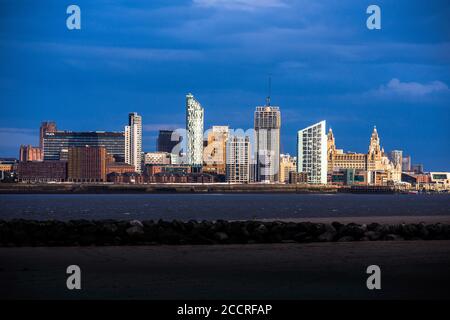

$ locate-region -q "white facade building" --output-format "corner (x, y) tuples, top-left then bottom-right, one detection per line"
(226, 135), (251, 183)
(254, 106), (281, 183)
(125, 112), (142, 173)
(186, 93), (204, 166)
(144, 152), (171, 165)
(297, 120), (327, 184)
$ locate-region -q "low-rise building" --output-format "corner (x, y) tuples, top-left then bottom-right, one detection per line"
(288, 171), (308, 184)
(106, 163), (136, 175)
(144, 152), (172, 165)
(18, 161), (67, 182)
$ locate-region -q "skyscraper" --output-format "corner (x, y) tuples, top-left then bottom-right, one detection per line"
(389, 150), (403, 167)
(157, 130), (182, 153)
(186, 93), (204, 166)
(40, 121), (57, 149)
(203, 126), (229, 175)
(226, 135), (251, 183)
(125, 112), (142, 173)
(254, 105), (281, 183)
(297, 120), (327, 184)
(402, 155), (411, 172)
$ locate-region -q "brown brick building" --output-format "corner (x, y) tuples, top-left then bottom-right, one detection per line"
(107, 162), (136, 175)
(68, 146), (107, 182)
(18, 161), (67, 182)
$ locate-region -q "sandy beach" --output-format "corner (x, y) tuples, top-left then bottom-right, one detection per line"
(1, 240), (449, 300)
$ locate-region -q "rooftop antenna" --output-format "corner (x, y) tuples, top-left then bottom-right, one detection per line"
(266, 74), (272, 106)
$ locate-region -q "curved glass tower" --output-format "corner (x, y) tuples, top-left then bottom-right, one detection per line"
(186, 93), (204, 166)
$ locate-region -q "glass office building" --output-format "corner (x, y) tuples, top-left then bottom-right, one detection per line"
(43, 131), (125, 161)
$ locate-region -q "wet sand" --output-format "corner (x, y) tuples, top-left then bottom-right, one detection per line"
(1, 240), (449, 300)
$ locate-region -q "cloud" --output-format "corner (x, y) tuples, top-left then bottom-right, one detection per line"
(0, 128), (38, 148)
(193, 0), (288, 11)
(375, 78), (450, 97)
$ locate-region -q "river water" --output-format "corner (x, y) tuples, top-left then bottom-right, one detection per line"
(1, 193), (449, 221)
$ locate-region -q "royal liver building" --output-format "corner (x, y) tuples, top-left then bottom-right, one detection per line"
(186, 93), (204, 166)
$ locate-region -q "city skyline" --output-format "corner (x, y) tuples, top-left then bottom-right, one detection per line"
(6, 94), (447, 173)
(0, 1), (449, 170)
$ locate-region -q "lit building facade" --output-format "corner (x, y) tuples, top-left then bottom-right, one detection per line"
(125, 112), (143, 173)
(68, 146), (107, 182)
(327, 126), (401, 185)
(203, 126), (229, 175)
(297, 120), (327, 184)
(186, 93), (204, 166)
(43, 131), (125, 162)
(40, 121), (57, 148)
(144, 152), (172, 165)
(279, 154), (296, 183)
(226, 135), (251, 183)
(254, 106), (281, 183)
(19, 145), (43, 162)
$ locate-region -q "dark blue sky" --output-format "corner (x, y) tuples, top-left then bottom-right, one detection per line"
(1, 0), (449, 170)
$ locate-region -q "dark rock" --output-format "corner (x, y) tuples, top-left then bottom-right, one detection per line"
(340, 223), (366, 239)
(126, 225), (144, 237)
(367, 222), (382, 231)
(331, 221), (344, 232)
(337, 236), (355, 242)
(364, 231), (381, 241)
(213, 232), (229, 242)
(384, 234), (404, 241)
(317, 231), (336, 242)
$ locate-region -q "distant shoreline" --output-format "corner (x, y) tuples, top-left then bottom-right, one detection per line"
(0, 183), (415, 194)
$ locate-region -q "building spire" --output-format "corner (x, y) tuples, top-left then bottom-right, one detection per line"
(266, 74), (272, 106)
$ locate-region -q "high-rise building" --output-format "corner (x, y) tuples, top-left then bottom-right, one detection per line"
(125, 112), (143, 173)
(186, 93), (204, 166)
(19, 145), (43, 162)
(254, 105), (281, 183)
(39, 121), (57, 148)
(389, 150), (403, 169)
(68, 146), (107, 182)
(226, 135), (251, 183)
(297, 120), (327, 184)
(203, 126), (229, 175)
(402, 155), (411, 172)
(279, 154), (297, 183)
(157, 130), (182, 153)
(412, 164), (424, 174)
(43, 131), (125, 161)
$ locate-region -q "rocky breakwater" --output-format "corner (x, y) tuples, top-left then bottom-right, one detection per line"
(1, 219), (449, 246)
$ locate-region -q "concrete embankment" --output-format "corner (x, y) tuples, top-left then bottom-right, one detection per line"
(1, 219), (449, 246)
(0, 183), (340, 194)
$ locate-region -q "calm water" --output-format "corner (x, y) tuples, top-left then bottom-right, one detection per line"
(0, 193), (449, 221)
